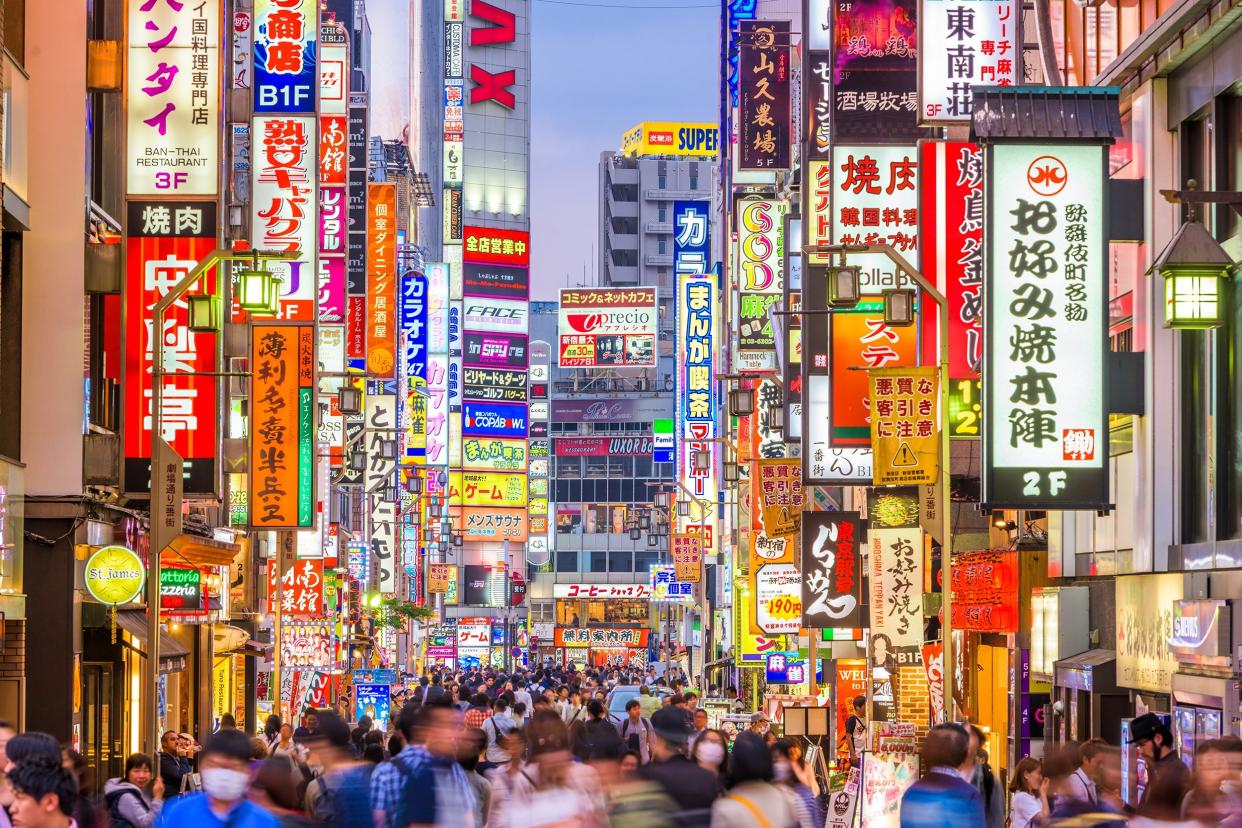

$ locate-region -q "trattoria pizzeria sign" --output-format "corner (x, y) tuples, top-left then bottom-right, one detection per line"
(983, 142), (1108, 508)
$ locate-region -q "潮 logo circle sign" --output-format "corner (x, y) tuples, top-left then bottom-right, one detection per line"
(1026, 156), (1068, 197)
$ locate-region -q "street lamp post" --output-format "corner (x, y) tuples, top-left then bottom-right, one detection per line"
(147, 247), (296, 768)
(813, 242), (954, 724)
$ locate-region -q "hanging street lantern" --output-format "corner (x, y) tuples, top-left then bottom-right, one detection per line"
(1149, 219), (1233, 329)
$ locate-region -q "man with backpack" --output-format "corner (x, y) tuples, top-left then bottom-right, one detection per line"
(480, 697), (517, 772)
(616, 699), (654, 764)
(370, 702), (477, 828)
(303, 711), (373, 827)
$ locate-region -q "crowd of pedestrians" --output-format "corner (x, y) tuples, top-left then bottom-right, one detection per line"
(0, 666), (1240, 827)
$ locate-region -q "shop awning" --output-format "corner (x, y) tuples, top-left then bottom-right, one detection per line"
(1054, 648), (1119, 694)
(161, 533), (239, 568)
(115, 609), (190, 674)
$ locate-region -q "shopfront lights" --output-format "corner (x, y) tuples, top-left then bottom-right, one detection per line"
(828, 266), (861, 308)
(1149, 207), (1235, 329)
(884, 288), (917, 327)
(187, 293), (222, 333)
(729, 387), (754, 418)
(238, 268), (277, 313)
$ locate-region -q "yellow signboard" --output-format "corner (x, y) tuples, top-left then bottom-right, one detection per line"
(84, 545), (146, 606)
(447, 471), (528, 508)
(869, 366), (940, 486)
(620, 122), (720, 158)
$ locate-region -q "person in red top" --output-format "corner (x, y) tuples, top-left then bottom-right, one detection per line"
(464, 693), (493, 729)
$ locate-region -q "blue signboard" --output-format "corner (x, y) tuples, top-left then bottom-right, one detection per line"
(354, 683), (392, 726)
(253, 0), (318, 114)
(400, 272), (429, 382)
(462, 401), (528, 438)
(765, 652), (806, 684)
(352, 669), (397, 685)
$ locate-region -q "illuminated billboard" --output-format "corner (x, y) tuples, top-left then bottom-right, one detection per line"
(557, 288), (657, 368)
(620, 122), (720, 158)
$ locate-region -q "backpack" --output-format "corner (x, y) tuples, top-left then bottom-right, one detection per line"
(105, 787), (148, 828)
(384, 751), (425, 828)
(314, 764), (375, 828)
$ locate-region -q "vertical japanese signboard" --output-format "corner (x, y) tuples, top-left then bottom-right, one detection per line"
(918, 0), (1019, 125)
(250, 324), (316, 528)
(832, 145), (920, 279)
(319, 23), (347, 325)
(124, 202), (219, 495)
(869, 366), (939, 486)
(251, 115), (317, 317)
(984, 143), (1108, 508)
(367, 183), (398, 377)
(671, 534), (702, 583)
(802, 0), (833, 248)
(738, 20), (791, 170)
(367, 390), (399, 593)
(801, 512), (863, 629)
(756, 459), (803, 538)
(833, 0), (921, 143)
(253, 0), (317, 113)
(674, 200), (716, 548)
(126, 0), (220, 196)
(869, 526), (924, 657)
(920, 140), (983, 378)
(267, 559), (325, 616)
(737, 199), (786, 372)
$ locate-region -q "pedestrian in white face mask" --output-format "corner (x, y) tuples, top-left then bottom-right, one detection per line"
(153, 729), (277, 828)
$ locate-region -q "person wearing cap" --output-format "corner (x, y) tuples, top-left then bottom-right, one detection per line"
(748, 711), (770, 737)
(302, 711), (373, 828)
(637, 706), (720, 814)
(1129, 712), (1191, 814)
(155, 729), (277, 827)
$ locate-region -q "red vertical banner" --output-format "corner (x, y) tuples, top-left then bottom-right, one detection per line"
(367, 182), (398, 377)
(920, 140), (983, 379)
(123, 201), (219, 494)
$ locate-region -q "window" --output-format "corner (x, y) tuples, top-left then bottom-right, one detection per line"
(658, 176), (667, 189)
(658, 238), (667, 254)
(6, 0), (25, 67)
(658, 206), (667, 222)
(690, 175), (699, 190)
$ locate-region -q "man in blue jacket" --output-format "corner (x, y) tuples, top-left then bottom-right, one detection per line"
(157, 730), (277, 828)
(900, 723), (986, 828)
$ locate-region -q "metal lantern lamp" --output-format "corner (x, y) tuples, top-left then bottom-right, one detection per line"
(410, 474), (424, 495)
(1149, 220), (1233, 329)
(187, 293), (222, 332)
(238, 267), (277, 313)
(729, 386), (754, 417)
(629, 526), (641, 541)
(768, 405), (786, 431)
(348, 450), (366, 472)
(724, 459), (740, 484)
(452, 532), (463, 547)
(677, 500), (690, 518)
(638, 512), (651, 530)
(693, 450), (710, 472)
(648, 534), (659, 547)
(828, 265), (861, 307)
(337, 386), (362, 415)
(884, 288), (917, 327)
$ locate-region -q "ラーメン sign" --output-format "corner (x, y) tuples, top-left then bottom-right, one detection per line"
(557, 288), (658, 368)
(84, 546), (146, 606)
(984, 142), (1109, 508)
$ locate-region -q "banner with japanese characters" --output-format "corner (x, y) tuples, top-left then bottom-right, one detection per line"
(267, 559), (325, 616)
(801, 512), (864, 629)
(450, 506), (529, 542)
(832, 145), (921, 283)
(754, 563), (803, 635)
(984, 143), (1108, 508)
(554, 628), (651, 648)
(254, 0), (317, 114)
(672, 533), (703, 583)
(833, 0), (922, 143)
(756, 459), (803, 538)
(249, 324), (315, 529)
(251, 115), (317, 317)
(918, 0), (1019, 125)
(123, 202), (219, 495)
(950, 548), (1019, 632)
(868, 526), (924, 655)
(869, 366), (940, 486)
(738, 20), (791, 170)
(126, 0), (220, 196)
(736, 198), (787, 372)
(920, 140), (983, 378)
(674, 199), (717, 550)
(831, 304), (920, 446)
(367, 183), (398, 377)
(365, 390), (399, 593)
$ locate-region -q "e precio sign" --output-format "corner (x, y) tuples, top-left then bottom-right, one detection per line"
(557, 287), (658, 368)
